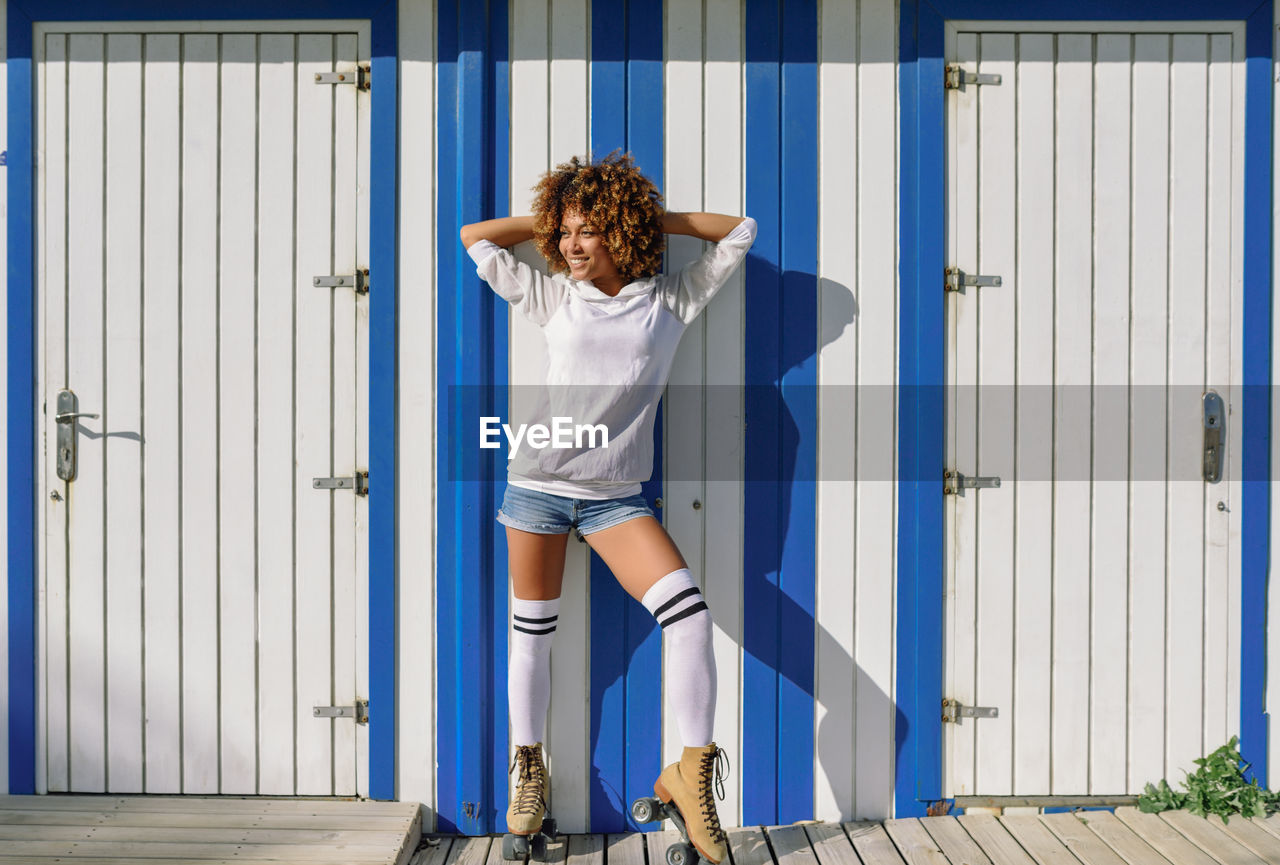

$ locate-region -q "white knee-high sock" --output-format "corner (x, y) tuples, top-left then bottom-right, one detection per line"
(509, 597), (560, 747)
(642, 568), (716, 748)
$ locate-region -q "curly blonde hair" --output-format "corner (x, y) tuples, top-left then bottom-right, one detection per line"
(531, 151), (665, 280)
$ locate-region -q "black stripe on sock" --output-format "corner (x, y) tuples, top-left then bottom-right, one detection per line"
(653, 587), (701, 619)
(514, 614), (559, 625)
(659, 602), (709, 630)
(514, 624), (558, 636)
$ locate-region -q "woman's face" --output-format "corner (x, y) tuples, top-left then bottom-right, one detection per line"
(558, 210), (621, 287)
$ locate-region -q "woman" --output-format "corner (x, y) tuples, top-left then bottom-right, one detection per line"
(460, 152), (754, 864)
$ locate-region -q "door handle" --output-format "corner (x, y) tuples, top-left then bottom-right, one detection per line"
(55, 389), (97, 481)
(1203, 391), (1224, 484)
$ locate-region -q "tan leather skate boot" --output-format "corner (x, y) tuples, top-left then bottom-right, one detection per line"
(654, 744), (729, 864)
(507, 743), (549, 835)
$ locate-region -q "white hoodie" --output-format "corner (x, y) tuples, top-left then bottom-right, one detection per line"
(468, 217), (756, 499)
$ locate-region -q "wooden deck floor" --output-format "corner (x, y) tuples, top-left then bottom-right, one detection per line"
(413, 808), (1280, 865)
(0, 794), (422, 864)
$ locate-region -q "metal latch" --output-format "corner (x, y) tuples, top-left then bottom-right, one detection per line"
(314, 699), (369, 724)
(944, 471), (1001, 495)
(314, 269), (369, 294)
(1203, 391), (1224, 484)
(942, 699), (998, 724)
(945, 65), (1002, 90)
(313, 471), (369, 496)
(314, 66), (370, 90)
(945, 267), (1002, 293)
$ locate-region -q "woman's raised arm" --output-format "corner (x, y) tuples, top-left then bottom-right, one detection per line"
(661, 212), (746, 243)
(459, 215), (536, 250)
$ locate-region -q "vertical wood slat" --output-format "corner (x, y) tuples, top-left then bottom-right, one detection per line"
(662, 0), (706, 780)
(1089, 31), (1133, 796)
(853, 0), (898, 820)
(66, 32), (107, 794)
(701, 0), (745, 830)
(41, 31), (70, 795)
(816, 0), (858, 823)
(294, 32), (336, 796)
(396, 0), (438, 810)
(255, 32), (298, 797)
(141, 32), (183, 796)
(974, 32), (1015, 797)
(1127, 32), (1172, 792)
(104, 31), (145, 794)
(545, 0), (591, 833)
(946, 28), (979, 799)
(1166, 32), (1210, 770)
(217, 31), (260, 796)
(331, 30), (361, 799)
(1012, 32), (1054, 797)
(1049, 32), (1093, 796)
(179, 32), (221, 795)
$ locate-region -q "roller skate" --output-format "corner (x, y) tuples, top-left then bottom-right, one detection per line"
(501, 743), (557, 861)
(631, 744), (729, 865)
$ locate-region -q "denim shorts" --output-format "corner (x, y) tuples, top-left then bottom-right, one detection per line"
(497, 484), (655, 536)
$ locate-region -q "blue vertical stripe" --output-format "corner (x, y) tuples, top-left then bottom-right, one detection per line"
(743, 0), (817, 826)
(6, 4), (35, 796)
(1239, 0), (1272, 786)
(5, 0), (400, 800)
(435, 0), (508, 834)
(588, 0), (664, 833)
(899, 0), (1273, 814)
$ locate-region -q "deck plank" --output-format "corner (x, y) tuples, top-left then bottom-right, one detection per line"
(0, 808), (414, 830)
(803, 822), (860, 865)
(1074, 810), (1172, 865)
(766, 825), (819, 865)
(956, 814), (1035, 865)
(646, 827), (686, 865)
(0, 839), (400, 860)
(0, 823), (409, 844)
(1040, 812), (1129, 865)
(1260, 816), (1280, 843)
(0, 795), (416, 815)
(922, 815), (992, 864)
(1113, 808), (1219, 865)
(608, 833), (648, 865)
(568, 833), (606, 865)
(1000, 814), (1092, 865)
(882, 818), (951, 865)
(728, 827), (773, 865)
(1159, 811), (1268, 865)
(843, 822), (908, 865)
(445, 835), (496, 865)
(410, 837), (457, 865)
(1207, 815), (1280, 865)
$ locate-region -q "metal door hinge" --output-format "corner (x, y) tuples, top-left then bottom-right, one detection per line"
(313, 471), (369, 496)
(314, 699), (369, 724)
(942, 699), (998, 724)
(314, 269), (369, 294)
(945, 267), (1002, 293)
(315, 65), (370, 90)
(945, 65), (1002, 90)
(944, 470), (1001, 495)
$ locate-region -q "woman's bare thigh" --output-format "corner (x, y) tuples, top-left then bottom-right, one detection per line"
(584, 516), (687, 601)
(506, 527), (569, 600)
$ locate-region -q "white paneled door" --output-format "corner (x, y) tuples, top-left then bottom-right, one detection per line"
(944, 24), (1244, 797)
(38, 26), (370, 795)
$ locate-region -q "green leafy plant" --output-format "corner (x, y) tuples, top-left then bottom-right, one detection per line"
(1138, 736), (1280, 822)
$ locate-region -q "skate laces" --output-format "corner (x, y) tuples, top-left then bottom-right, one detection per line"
(697, 746), (730, 842)
(510, 745), (546, 816)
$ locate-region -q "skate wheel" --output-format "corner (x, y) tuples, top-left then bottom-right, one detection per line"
(530, 832), (548, 861)
(666, 841), (697, 865)
(501, 834), (524, 860)
(630, 797), (660, 824)
(542, 817), (558, 837)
